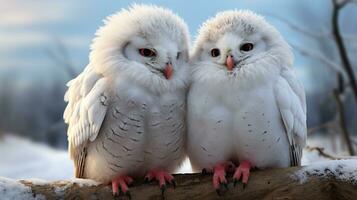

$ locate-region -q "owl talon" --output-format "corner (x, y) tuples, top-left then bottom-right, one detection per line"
(160, 184), (166, 196)
(111, 175), (133, 196)
(233, 160), (252, 187)
(145, 169), (175, 194)
(212, 163), (228, 191)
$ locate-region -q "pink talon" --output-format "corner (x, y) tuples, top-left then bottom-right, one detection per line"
(213, 163), (227, 190)
(212, 162), (234, 193)
(111, 175), (133, 196)
(233, 160), (252, 188)
(145, 169), (175, 191)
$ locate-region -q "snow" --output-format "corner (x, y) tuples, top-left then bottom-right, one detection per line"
(0, 176), (99, 199)
(0, 134), (192, 181)
(301, 134), (357, 165)
(50, 179), (99, 196)
(307, 134), (353, 156)
(293, 159), (357, 184)
(68, 178), (100, 187)
(0, 135), (73, 180)
(0, 177), (45, 200)
(301, 149), (329, 165)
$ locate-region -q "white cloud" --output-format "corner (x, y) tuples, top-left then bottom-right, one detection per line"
(0, 31), (90, 51)
(61, 35), (91, 49)
(0, 56), (50, 68)
(0, 31), (51, 48)
(0, 0), (72, 27)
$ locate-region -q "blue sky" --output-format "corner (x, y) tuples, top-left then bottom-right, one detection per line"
(1, 0), (357, 133)
(0, 0), (356, 92)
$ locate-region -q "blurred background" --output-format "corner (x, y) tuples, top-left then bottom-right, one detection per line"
(0, 0), (356, 180)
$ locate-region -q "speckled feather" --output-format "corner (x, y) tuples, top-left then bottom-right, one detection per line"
(187, 10), (306, 171)
(63, 4), (190, 182)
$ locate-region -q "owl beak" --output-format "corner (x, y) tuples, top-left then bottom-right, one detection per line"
(164, 62), (173, 79)
(226, 55), (234, 71)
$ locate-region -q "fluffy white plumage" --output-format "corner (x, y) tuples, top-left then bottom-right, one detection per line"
(187, 10), (306, 188)
(63, 4), (190, 194)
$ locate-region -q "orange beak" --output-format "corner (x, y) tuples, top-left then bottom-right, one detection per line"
(164, 62), (173, 80)
(226, 55), (234, 71)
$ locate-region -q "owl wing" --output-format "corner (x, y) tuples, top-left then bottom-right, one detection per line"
(64, 66), (109, 177)
(274, 69), (307, 166)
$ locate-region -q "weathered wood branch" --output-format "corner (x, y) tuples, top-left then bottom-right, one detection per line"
(8, 163), (357, 200)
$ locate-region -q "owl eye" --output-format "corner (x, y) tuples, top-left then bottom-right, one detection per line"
(210, 48), (220, 57)
(240, 43), (254, 52)
(139, 48), (156, 57)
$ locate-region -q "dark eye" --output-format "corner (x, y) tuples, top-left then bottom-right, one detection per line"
(210, 48), (220, 57)
(240, 43), (254, 52)
(139, 48), (156, 57)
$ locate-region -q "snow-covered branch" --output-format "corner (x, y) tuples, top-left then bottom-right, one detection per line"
(1, 160), (356, 200)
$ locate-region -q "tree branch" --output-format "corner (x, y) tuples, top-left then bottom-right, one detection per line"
(306, 146), (357, 160)
(333, 88), (355, 155)
(332, 0), (357, 103)
(2, 162), (356, 200)
(306, 146), (339, 160)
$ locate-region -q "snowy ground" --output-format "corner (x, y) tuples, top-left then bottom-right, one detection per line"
(0, 134), (355, 181)
(0, 134), (192, 180)
(0, 135), (73, 180)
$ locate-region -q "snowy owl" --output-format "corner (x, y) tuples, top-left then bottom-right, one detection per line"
(63, 5), (190, 196)
(187, 10), (306, 192)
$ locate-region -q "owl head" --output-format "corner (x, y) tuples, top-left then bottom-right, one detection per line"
(89, 4), (190, 93)
(191, 10), (293, 85)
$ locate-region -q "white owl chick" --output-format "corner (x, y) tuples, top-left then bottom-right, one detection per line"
(63, 5), (190, 196)
(187, 10), (306, 192)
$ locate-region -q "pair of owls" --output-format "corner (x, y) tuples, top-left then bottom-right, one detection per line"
(64, 4), (306, 196)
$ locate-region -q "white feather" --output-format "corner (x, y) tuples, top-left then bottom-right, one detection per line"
(274, 73), (307, 146)
(63, 4), (190, 183)
(188, 10), (307, 171)
(64, 67), (107, 147)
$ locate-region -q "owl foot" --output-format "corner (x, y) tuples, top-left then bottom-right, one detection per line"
(213, 162), (233, 195)
(233, 160), (252, 188)
(112, 175), (133, 198)
(145, 169), (175, 195)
